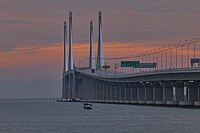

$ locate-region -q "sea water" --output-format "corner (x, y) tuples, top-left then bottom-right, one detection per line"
(0, 100), (199, 133)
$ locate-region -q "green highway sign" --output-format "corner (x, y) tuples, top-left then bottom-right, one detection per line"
(121, 61), (140, 67)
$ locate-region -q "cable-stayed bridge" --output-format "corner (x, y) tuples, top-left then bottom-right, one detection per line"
(61, 11), (200, 107)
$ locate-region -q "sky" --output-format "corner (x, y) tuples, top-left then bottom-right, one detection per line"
(1, 0), (200, 98)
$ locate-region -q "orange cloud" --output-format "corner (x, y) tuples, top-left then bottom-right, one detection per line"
(1, 40), (199, 68)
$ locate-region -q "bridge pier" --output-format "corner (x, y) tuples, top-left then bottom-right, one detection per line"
(88, 79), (92, 101)
(100, 81), (104, 102)
(135, 82), (146, 104)
(85, 78), (88, 101)
(151, 82), (166, 105)
(90, 79), (95, 102)
(109, 83), (114, 103)
(113, 83), (117, 103)
(119, 84), (125, 103)
(105, 82), (110, 102)
(111, 83), (115, 103)
(92, 80), (96, 102)
(103, 82), (107, 102)
(160, 81), (173, 102)
(99, 81), (102, 102)
(115, 83), (121, 103)
(143, 82), (154, 105)
(124, 84), (131, 103)
(184, 81), (200, 106)
(96, 81), (101, 102)
(130, 83), (138, 104)
(62, 75), (69, 99)
(86, 78), (90, 101)
(171, 81), (187, 106)
(94, 80), (98, 102)
(105, 82), (110, 103)
(94, 80), (97, 102)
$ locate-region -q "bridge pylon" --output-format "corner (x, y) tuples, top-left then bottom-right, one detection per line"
(96, 11), (105, 70)
(89, 21), (95, 72)
(68, 11), (74, 71)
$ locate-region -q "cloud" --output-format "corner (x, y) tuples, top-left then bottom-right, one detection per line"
(0, 19), (31, 25)
(1, 0), (200, 53)
(0, 40), (171, 68)
(132, 0), (200, 14)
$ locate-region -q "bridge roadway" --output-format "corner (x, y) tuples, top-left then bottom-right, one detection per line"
(63, 67), (200, 107)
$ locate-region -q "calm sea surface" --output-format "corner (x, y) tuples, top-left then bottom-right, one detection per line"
(0, 100), (200, 133)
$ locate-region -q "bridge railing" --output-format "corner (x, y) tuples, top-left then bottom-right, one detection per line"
(77, 38), (200, 76)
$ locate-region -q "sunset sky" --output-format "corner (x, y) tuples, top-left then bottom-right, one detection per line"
(1, 0), (200, 98)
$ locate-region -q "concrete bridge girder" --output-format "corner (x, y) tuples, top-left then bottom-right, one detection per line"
(75, 68), (200, 83)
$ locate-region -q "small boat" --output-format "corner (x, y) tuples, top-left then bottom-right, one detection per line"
(56, 98), (62, 102)
(56, 98), (68, 102)
(83, 103), (92, 110)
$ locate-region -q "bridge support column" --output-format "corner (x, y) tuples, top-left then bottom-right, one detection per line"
(130, 83), (137, 104)
(99, 81), (102, 102)
(82, 78), (85, 101)
(151, 82), (166, 105)
(86, 78), (90, 101)
(93, 80), (96, 102)
(115, 83), (121, 103)
(160, 81), (174, 105)
(94, 80), (98, 102)
(105, 82), (110, 103)
(125, 84), (131, 103)
(184, 81), (199, 106)
(98, 81), (102, 102)
(75, 77), (80, 100)
(109, 82), (113, 103)
(95, 80), (99, 102)
(111, 83), (115, 103)
(109, 83), (114, 103)
(84, 78), (88, 101)
(113, 83), (117, 103)
(135, 82), (146, 104)
(111, 83), (115, 102)
(103, 82), (106, 102)
(195, 85), (200, 106)
(160, 81), (173, 101)
(100, 81), (104, 102)
(143, 82), (154, 105)
(107, 82), (110, 102)
(88, 79), (91, 101)
(108, 83), (113, 102)
(90, 79), (94, 102)
(171, 81), (184, 106)
(119, 84), (125, 103)
(102, 82), (107, 103)
(62, 75), (69, 99)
